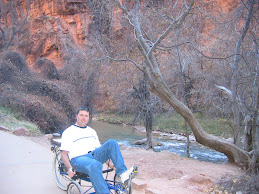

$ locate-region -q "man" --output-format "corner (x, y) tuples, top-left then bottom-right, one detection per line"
(60, 107), (138, 194)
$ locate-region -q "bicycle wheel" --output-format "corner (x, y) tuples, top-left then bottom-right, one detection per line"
(53, 149), (71, 190)
(67, 181), (83, 194)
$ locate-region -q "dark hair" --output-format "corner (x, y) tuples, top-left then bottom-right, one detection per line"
(76, 107), (89, 114)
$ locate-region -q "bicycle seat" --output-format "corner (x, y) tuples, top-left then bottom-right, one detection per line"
(53, 133), (61, 138)
(72, 168), (114, 180)
(51, 138), (61, 146)
(51, 133), (62, 146)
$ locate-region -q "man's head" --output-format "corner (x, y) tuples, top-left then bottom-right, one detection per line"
(76, 107), (90, 127)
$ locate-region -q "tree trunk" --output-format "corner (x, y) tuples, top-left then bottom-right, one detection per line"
(177, 46), (190, 157)
(84, 71), (96, 123)
(143, 75), (154, 150)
(248, 87), (259, 173)
(243, 119), (253, 151)
(146, 107), (154, 149)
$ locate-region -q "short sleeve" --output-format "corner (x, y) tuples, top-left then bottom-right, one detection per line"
(60, 128), (72, 152)
(94, 130), (101, 148)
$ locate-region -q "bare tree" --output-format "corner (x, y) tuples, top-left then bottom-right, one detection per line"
(215, 0), (258, 170)
(112, 0), (252, 165)
(131, 74), (155, 150)
(177, 45), (190, 157)
(0, 0), (30, 50)
(248, 87), (259, 173)
(230, 0), (256, 147)
(84, 70), (98, 123)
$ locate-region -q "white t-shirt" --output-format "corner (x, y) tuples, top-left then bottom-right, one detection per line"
(60, 124), (101, 159)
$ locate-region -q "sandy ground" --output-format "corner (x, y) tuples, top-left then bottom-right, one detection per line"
(25, 135), (244, 194)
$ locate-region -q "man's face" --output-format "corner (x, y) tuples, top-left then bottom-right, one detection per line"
(76, 110), (90, 127)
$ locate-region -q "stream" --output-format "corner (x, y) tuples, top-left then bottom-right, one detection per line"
(90, 121), (228, 164)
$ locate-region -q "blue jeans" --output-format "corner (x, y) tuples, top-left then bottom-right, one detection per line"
(71, 139), (127, 194)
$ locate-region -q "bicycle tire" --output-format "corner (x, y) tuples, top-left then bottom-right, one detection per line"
(53, 149), (71, 190)
(67, 181), (83, 194)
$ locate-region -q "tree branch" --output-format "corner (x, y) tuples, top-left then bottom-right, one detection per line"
(157, 41), (250, 66)
(146, 0), (194, 57)
(105, 55), (144, 72)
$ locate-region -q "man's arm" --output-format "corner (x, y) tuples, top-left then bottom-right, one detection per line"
(61, 150), (75, 178)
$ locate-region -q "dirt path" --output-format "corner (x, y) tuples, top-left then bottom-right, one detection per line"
(24, 134), (244, 194)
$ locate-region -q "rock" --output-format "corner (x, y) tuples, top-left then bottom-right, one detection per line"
(133, 138), (163, 146)
(132, 179), (147, 191)
(0, 126), (9, 131)
(145, 188), (160, 194)
(152, 131), (160, 135)
(132, 126), (146, 133)
(168, 170), (184, 180)
(180, 174), (215, 188)
(134, 138), (147, 145)
(13, 127), (30, 136)
(225, 137), (234, 143)
(169, 134), (196, 142)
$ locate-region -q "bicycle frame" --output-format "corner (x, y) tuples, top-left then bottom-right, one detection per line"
(72, 176), (118, 194)
(61, 165), (121, 194)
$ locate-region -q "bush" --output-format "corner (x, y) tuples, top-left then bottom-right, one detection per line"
(3, 51), (30, 75)
(0, 60), (14, 82)
(33, 58), (60, 80)
(0, 51), (76, 133)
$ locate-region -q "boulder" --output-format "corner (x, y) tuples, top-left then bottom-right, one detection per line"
(180, 174), (215, 190)
(13, 127), (30, 136)
(132, 179), (147, 191)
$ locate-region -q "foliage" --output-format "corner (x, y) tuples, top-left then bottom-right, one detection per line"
(216, 174), (259, 194)
(97, 113), (135, 125)
(0, 105), (41, 136)
(97, 113), (234, 138)
(33, 58), (60, 80)
(0, 51), (76, 133)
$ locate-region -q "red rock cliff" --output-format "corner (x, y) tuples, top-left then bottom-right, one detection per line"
(1, 0), (238, 69)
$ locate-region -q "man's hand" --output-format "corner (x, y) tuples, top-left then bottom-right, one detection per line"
(68, 167), (76, 178)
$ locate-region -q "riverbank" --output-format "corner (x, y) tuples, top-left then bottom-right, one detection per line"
(95, 116), (234, 144)
(23, 134), (245, 194)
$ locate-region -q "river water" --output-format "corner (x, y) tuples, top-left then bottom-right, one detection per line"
(90, 121), (228, 164)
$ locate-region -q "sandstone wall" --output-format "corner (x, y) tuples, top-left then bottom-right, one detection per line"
(1, 0), (238, 69)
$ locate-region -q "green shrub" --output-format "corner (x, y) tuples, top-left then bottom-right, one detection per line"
(97, 112), (234, 138)
(0, 105), (41, 136)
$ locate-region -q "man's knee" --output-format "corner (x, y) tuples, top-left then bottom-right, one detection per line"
(107, 139), (118, 146)
(88, 160), (102, 172)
